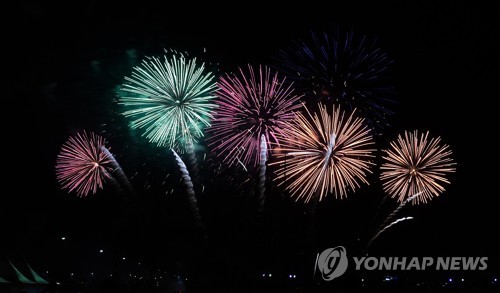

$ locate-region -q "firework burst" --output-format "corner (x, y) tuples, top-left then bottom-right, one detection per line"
(272, 103), (375, 202)
(119, 51), (216, 151)
(56, 131), (114, 197)
(380, 130), (455, 204)
(276, 27), (393, 130)
(208, 65), (302, 166)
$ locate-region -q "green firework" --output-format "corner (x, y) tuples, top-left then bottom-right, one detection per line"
(119, 52), (216, 150)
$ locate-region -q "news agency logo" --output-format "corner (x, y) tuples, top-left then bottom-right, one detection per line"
(313, 246), (348, 281)
(314, 246), (488, 281)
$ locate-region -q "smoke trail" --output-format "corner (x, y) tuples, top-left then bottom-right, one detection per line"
(306, 133), (336, 244)
(185, 140), (203, 195)
(101, 146), (134, 195)
(105, 173), (125, 195)
(257, 135), (267, 223)
(172, 149), (208, 242)
(323, 133), (336, 169)
(306, 191), (319, 242)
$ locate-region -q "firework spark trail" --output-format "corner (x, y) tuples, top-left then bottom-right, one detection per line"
(366, 217), (414, 250)
(209, 65), (302, 167)
(119, 51), (216, 151)
(380, 130), (456, 204)
(172, 149), (207, 242)
(378, 192), (420, 229)
(276, 27), (394, 130)
(237, 157), (248, 172)
(366, 192), (419, 250)
(56, 131), (113, 197)
(100, 146), (134, 196)
(272, 103), (375, 202)
(257, 135), (267, 225)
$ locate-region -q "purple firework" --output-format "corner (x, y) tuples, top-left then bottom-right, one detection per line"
(208, 65), (302, 167)
(56, 131), (113, 197)
(276, 27), (394, 130)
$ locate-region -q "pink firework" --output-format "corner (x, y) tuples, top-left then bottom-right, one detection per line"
(208, 65), (302, 166)
(56, 131), (113, 197)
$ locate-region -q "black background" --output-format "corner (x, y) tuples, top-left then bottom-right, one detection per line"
(4, 1), (499, 292)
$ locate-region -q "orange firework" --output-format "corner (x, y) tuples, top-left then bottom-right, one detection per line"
(272, 103), (375, 202)
(380, 130), (455, 204)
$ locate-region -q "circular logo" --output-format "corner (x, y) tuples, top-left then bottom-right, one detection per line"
(316, 246), (348, 281)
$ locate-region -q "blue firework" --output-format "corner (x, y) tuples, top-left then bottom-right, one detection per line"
(276, 27), (394, 130)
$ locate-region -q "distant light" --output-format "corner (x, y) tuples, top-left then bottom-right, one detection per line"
(122, 257), (126, 260)
(385, 276), (391, 281)
(138, 262), (141, 265)
(70, 273), (74, 276)
(262, 274), (265, 277)
(61, 237), (66, 240)
(110, 274), (113, 277)
(494, 278), (497, 282)
(99, 249), (104, 253)
(293, 275), (297, 278)
(269, 274), (272, 277)
(289, 274), (292, 278)
(56, 282), (61, 285)
(361, 278), (364, 282)
(91, 273), (94, 276)
(461, 278), (464, 282)
(46, 271), (49, 274)
(448, 278), (453, 282)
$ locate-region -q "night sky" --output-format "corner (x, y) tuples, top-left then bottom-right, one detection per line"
(5, 1), (500, 292)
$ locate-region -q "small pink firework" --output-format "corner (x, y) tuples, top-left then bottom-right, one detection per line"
(208, 65), (302, 167)
(56, 131), (113, 197)
(380, 130), (455, 204)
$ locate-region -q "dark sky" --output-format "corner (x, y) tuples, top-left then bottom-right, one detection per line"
(4, 0), (500, 290)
